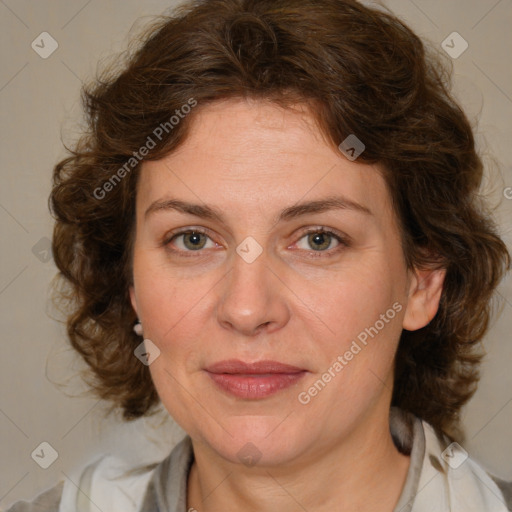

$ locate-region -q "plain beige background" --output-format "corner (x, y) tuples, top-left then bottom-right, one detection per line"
(0, 0), (511, 508)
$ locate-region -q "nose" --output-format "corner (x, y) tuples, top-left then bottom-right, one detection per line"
(216, 250), (291, 337)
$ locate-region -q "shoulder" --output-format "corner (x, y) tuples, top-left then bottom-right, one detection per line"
(390, 408), (511, 512)
(5, 437), (193, 512)
(63, 453), (157, 512)
(417, 419), (511, 511)
(73, 437), (193, 512)
(492, 476), (512, 510)
(4, 481), (64, 512)
(4, 454), (157, 512)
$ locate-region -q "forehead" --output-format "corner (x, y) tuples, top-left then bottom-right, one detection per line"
(168, 99), (330, 170)
(137, 99), (392, 222)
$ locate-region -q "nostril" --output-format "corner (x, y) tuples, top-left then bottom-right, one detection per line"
(254, 321), (270, 332)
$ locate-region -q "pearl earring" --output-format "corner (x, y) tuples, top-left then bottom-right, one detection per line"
(133, 321), (143, 336)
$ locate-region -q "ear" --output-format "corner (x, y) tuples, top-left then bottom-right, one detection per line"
(129, 286), (138, 317)
(402, 267), (446, 331)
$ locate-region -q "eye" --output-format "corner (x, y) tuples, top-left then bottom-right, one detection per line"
(165, 229), (217, 252)
(294, 228), (347, 254)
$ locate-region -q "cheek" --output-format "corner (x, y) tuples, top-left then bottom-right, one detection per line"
(303, 261), (402, 345)
(293, 258), (406, 410)
(133, 265), (214, 423)
(297, 279), (403, 421)
(132, 259), (223, 400)
(133, 249), (211, 335)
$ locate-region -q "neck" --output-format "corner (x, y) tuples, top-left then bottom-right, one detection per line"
(187, 405), (411, 512)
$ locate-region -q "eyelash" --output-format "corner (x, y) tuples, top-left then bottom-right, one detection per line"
(162, 227), (349, 258)
(294, 227), (349, 258)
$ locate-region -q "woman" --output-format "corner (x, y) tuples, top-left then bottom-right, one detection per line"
(8, 0), (511, 511)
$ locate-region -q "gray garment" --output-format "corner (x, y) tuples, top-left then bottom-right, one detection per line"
(5, 482), (64, 512)
(138, 436), (193, 512)
(6, 410), (512, 511)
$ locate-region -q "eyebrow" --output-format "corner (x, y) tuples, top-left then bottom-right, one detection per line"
(144, 195), (373, 223)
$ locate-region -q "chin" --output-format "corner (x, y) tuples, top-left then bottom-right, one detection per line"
(196, 416), (310, 468)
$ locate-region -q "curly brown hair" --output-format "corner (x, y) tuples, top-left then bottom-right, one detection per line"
(50, 0), (510, 439)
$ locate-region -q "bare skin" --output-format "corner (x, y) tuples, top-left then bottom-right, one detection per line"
(130, 99), (445, 512)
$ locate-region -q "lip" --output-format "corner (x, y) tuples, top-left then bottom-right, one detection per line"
(205, 359), (307, 399)
(205, 359), (305, 374)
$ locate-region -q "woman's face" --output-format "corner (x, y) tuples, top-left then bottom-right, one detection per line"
(130, 99), (439, 466)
